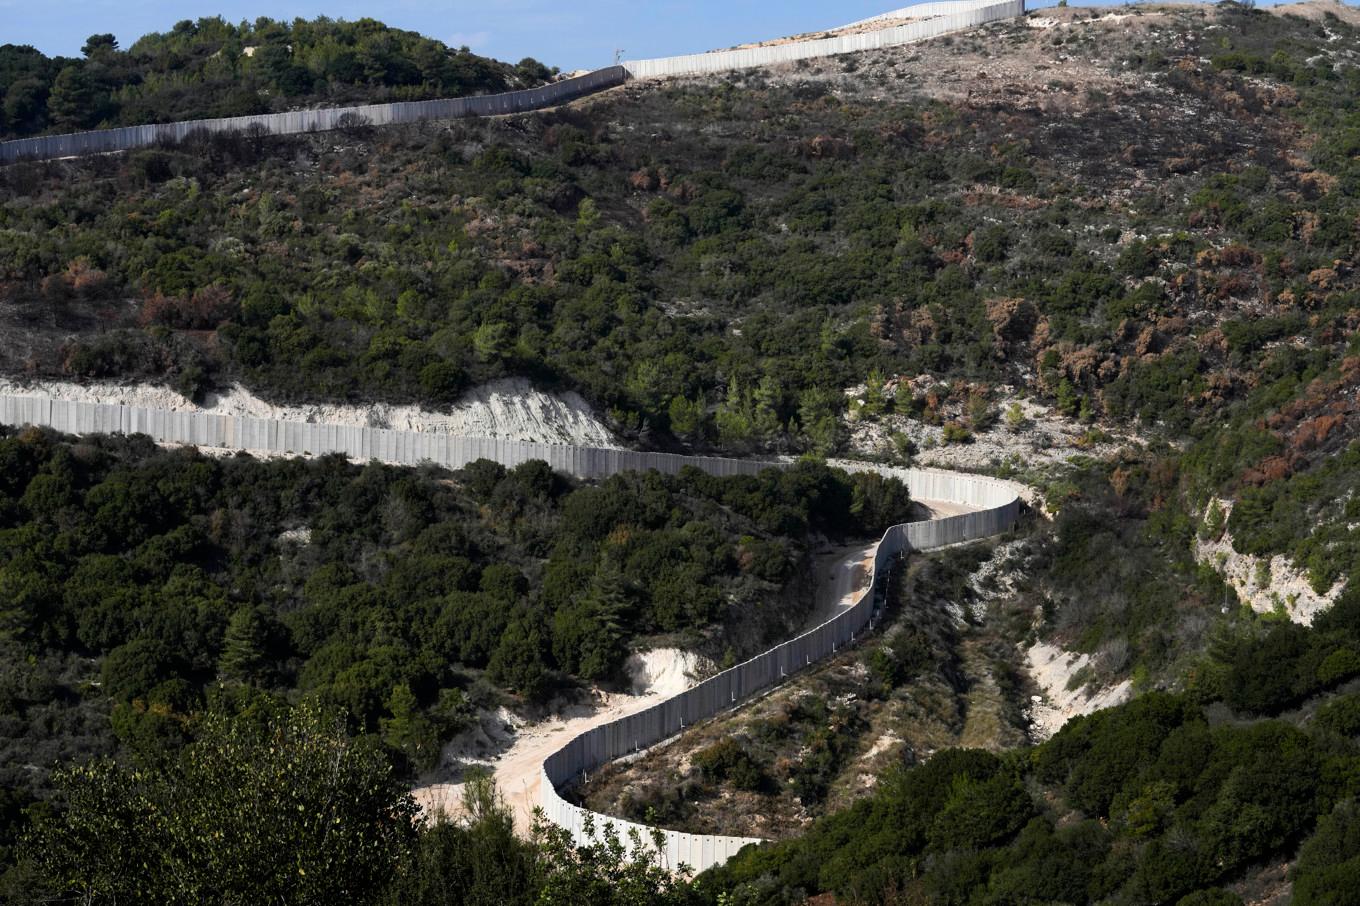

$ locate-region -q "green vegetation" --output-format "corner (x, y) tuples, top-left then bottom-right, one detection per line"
(5, 1), (1360, 900)
(693, 738), (768, 793)
(25, 699), (418, 904)
(12, 696), (701, 905)
(0, 5), (1342, 468)
(701, 687), (1360, 905)
(0, 424), (909, 881)
(0, 17), (550, 139)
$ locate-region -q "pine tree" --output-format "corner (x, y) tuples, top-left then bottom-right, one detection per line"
(47, 66), (105, 130)
(753, 375), (784, 441)
(576, 559), (631, 681)
(218, 605), (272, 685)
(715, 377), (754, 448)
(381, 683), (439, 771)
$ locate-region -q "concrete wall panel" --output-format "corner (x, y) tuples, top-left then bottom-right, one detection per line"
(623, 0), (1023, 79)
(1, 68), (628, 163)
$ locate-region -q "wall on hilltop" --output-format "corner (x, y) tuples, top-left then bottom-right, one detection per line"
(622, 0), (1024, 79)
(0, 67), (627, 164)
(844, 0), (1011, 28)
(2, 0), (1027, 164)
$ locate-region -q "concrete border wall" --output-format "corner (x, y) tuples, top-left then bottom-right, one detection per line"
(843, 0), (1004, 28)
(2, 0), (1028, 164)
(0, 391), (1025, 873)
(0, 395), (772, 478)
(622, 0), (1023, 79)
(0, 67), (627, 164)
(537, 470), (1021, 872)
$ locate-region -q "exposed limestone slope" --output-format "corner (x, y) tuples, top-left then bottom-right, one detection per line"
(1195, 498), (1346, 626)
(0, 376), (621, 448)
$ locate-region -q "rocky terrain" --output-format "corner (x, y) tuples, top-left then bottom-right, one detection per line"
(1195, 497), (1346, 624)
(0, 376), (621, 447)
(572, 540), (1036, 840)
(840, 372), (1142, 471)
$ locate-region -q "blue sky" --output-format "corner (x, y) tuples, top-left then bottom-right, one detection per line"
(0, 0), (1325, 72)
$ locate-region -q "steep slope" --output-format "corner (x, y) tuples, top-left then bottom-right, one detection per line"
(4, 0), (1357, 663)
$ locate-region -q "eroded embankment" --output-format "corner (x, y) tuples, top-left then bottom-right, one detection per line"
(0, 377), (620, 448)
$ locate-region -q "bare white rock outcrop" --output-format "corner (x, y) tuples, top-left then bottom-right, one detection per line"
(0, 377), (621, 448)
(1195, 498), (1346, 626)
(1024, 641), (1133, 741)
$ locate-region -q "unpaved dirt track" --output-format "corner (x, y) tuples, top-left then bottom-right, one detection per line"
(415, 688), (681, 834)
(806, 542), (879, 631)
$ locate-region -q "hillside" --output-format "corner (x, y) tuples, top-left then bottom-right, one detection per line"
(4, 1), (1360, 903)
(3, 0), (1357, 664)
(0, 425), (913, 880)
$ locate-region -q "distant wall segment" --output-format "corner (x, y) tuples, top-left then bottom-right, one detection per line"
(621, 0), (1024, 79)
(0, 67), (627, 164)
(0, 392), (1026, 873)
(1, 0), (1026, 164)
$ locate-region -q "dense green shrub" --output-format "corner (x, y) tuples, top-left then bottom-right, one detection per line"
(703, 693), (1337, 905)
(693, 739), (767, 792)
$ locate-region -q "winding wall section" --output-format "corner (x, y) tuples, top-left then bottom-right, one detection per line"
(0, 392), (1024, 872)
(538, 465), (1020, 871)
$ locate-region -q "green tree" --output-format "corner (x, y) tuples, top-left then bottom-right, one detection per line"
(667, 395), (706, 441)
(24, 700), (418, 905)
(218, 603), (280, 685)
(81, 34), (119, 58)
(714, 378), (755, 449)
(753, 375), (785, 440)
(47, 65), (106, 129)
(381, 682), (440, 771)
(473, 321), (514, 363)
(489, 619), (548, 700)
(1055, 378), (1080, 418)
(861, 369), (888, 418)
(572, 561), (631, 680)
(798, 387), (844, 455)
(1292, 799), (1360, 906)
(382, 772), (536, 906)
(102, 637), (180, 702)
(3, 78), (48, 133)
